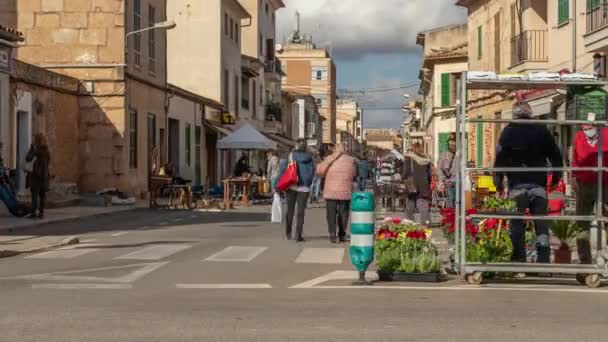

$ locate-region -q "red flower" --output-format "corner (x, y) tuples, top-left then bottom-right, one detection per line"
(405, 230), (427, 240)
(392, 217), (402, 224)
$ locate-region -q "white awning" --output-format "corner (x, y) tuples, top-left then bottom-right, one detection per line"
(217, 123), (278, 150)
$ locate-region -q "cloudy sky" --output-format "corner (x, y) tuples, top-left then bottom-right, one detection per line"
(276, 0), (467, 129)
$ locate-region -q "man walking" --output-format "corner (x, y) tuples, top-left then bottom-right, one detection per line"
(494, 102), (563, 264)
(277, 140), (314, 242)
(357, 154), (371, 192)
(317, 144), (357, 243)
(403, 143), (432, 226)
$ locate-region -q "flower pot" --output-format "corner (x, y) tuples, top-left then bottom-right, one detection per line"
(377, 270), (445, 283)
(554, 245), (572, 264)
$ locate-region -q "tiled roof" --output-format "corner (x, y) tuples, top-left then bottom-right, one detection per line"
(427, 43), (468, 59)
(0, 24), (24, 41)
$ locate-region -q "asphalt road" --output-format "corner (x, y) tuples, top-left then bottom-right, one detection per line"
(1, 207), (608, 341)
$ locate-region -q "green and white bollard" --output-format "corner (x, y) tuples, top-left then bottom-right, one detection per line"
(349, 191), (375, 286)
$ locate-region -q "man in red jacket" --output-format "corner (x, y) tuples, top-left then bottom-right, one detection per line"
(572, 123), (608, 264)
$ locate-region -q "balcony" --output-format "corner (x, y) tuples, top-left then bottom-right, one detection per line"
(265, 102), (282, 122)
(264, 58), (283, 83)
(585, 2), (608, 52)
(509, 30), (548, 72)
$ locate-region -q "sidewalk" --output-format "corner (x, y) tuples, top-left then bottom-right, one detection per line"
(0, 202), (147, 257)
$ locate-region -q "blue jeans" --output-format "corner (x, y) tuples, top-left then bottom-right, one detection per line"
(447, 183), (456, 208)
(509, 185), (550, 263)
(359, 177), (368, 192)
(310, 176), (321, 203)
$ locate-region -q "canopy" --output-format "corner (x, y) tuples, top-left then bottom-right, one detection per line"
(382, 149), (404, 161)
(217, 123), (278, 150)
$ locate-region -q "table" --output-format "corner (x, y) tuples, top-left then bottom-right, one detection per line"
(222, 178), (266, 209)
(149, 176), (172, 208)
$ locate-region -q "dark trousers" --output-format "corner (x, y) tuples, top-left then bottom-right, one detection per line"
(31, 189), (46, 215)
(509, 186), (550, 263)
(285, 190), (308, 238)
(326, 199), (350, 238)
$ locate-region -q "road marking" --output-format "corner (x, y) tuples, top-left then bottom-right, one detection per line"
(204, 246), (268, 262)
(25, 248), (99, 259)
(111, 232), (129, 237)
(115, 244), (191, 260)
(32, 284), (132, 290)
(79, 239), (98, 243)
(0, 262), (169, 283)
(295, 248), (345, 264)
(176, 283), (272, 289)
(291, 270), (377, 288)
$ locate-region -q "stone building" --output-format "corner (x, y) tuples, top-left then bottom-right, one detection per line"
(0, 25), (23, 168)
(336, 99), (360, 153)
(1, 0), (170, 197)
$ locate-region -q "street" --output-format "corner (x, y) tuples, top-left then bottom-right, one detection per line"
(1, 207), (607, 341)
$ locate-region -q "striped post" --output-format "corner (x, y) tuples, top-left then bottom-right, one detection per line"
(349, 191), (375, 285)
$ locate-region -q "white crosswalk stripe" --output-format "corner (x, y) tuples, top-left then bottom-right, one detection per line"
(204, 246), (268, 262)
(295, 248), (345, 264)
(25, 248), (99, 259)
(114, 244), (192, 260)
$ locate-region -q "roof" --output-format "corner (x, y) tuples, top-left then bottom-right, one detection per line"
(427, 42), (468, 59)
(455, 0), (471, 6)
(416, 23), (467, 46)
(269, 0), (286, 10)
(217, 123), (277, 150)
(168, 84), (223, 110)
(228, 0), (252, 19)
(0, 25), (24, 42)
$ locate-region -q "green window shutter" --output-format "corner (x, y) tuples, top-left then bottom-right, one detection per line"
(476, 121), (483, 166)
(477, 26), (482, 59)
(588, 0), (599, 9)
(558, 0), (569, 25)
(438, 133), (451, 155)
(441, 73), (451, 107)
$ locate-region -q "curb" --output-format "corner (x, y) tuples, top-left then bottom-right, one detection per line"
(0, 206), (144, 234)
(0, 236), (80, 259)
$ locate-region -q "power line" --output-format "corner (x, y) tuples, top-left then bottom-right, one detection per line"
(338, 82), (420, 94)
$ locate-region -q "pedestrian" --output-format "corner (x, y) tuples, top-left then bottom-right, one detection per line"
(266, 150), (280, 185)
(234, 153), (249, 177)
(438, 136), (457, 208)
(25, 133), (50, 219)
(571, 121), (608, 264)
(402, 143), (432, 226)
(357, 153), (371, 192)
(317, 144), (357, 243)
(277, 140), (314, 242)
(309, 154), (322, 204)
(494, 102), (563, 266)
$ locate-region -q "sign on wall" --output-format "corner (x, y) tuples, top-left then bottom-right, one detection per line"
(0, 46), (12, 73)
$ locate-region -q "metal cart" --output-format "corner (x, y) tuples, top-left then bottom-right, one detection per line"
(455, 74), (608, 288)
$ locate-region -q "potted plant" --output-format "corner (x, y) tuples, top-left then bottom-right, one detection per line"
(550, 221), (578, 264)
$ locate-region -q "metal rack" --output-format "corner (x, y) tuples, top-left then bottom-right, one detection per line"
(455, 73), (608, 288)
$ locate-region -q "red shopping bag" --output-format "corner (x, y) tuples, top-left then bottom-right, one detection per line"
(276, 154), (298, 191)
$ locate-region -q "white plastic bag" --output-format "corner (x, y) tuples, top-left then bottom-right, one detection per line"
(271, 192), (282, 223)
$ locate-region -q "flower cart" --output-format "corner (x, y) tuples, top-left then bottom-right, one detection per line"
(455, 73), (608, 288)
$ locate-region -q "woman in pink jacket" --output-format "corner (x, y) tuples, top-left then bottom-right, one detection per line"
(317, 144), (357, 243)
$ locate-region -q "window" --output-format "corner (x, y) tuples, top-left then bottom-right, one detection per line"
(234, 22), (239, 44)
(133, 0), (141, 67)
(230, 18), (234, 40)
(265, 3), (269, 14)
(259, 33), (264, 55)
(314, 94), (327, 108)
(185, 124), (192, 167)
(441, 73), (451, 107)
(195, 126), (202, 185)
(241, 76), (250, 109)
(558, 0), (569, 25)
(223, 69), (229, 108)
(259, 85), (264, 105)
(588, 0), (600, 10)
(129, 110), (138, 169)
(224, 13), (229, 35)
(148, 5), (156, 74)
(438, 133), (452, 155)
(312, 66), (328, 80)
(477, 26), (482, 60)
(234, 75), (239, 118)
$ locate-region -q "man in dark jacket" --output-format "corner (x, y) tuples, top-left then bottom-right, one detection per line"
(26, 134), (51, 219)
(277, 140), (314, 242)
(357, 154), (371, 192)
(403, 143), (432, 226)
(494, 102), (563, 264)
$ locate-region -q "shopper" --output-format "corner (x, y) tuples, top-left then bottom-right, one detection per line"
(277, 140), (314, 242)
(26, 133), (51, 219)
(494, 102), (563, 264)
(438, 136), (457, 208)
(309, 155), (322, 204)
(571, 122), (608, 264)
(402, 143), (432, 226)
(234, 153), (249, 177)
(317, 144), (357, 243)
(266, 151), (280, 185)
(357, 154), (371, 192)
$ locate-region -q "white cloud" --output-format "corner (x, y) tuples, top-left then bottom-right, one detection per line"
(277, 0), (467, 59)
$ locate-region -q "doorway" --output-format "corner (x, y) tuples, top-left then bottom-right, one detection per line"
(16, 110), (31, 193)
(205, 131), (217, 185)
(195, 126), (202, 186)
(168, 118), (180, 175)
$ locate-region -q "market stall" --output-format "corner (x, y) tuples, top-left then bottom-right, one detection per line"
(455, 72), (608, 287)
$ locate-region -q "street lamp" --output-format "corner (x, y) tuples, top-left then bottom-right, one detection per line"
(125, 20), (176, 42)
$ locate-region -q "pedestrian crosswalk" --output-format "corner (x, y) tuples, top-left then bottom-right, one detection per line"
(21, 244), (350, 266)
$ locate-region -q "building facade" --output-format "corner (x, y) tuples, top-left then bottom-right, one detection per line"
(336, 99), (359, 153)
(416, 24), (468, 163)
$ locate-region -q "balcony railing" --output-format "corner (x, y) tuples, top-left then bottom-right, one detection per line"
(587, 1), (608, 33)
(510, 30), (548, 67)
(265, 102), (282, 122)
(264, 58), (282, 75)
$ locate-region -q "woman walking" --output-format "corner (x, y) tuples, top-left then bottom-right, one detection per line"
(317, 144), (357, 243)
(403, 143), (432, 226)
(26, 133), (50, 219)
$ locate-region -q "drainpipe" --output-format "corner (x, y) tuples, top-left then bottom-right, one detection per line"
(572, 0), (577, 72)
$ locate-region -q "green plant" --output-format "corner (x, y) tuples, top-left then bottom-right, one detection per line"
(550, 221), (578, 247)
(483, 197), (517, 211)
(376, 245), (401, 272)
